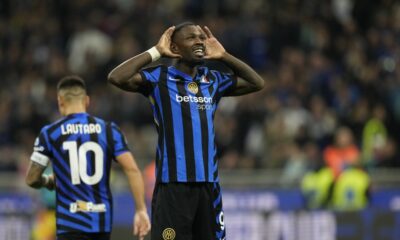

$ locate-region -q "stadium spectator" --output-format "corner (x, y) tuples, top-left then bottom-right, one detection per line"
(0, 0), (398, 179)
(331, 164), (371, 211)
(323, 126), (360, 178)
(301, 166), (334, 209)
(361, 103), (388, 167)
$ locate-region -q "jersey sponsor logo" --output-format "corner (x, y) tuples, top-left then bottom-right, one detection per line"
(61, 123), (102, 135)
(187, 82), (198, 94)
(69, 200), (106, 213)
(162, 228), (176, 240)
(175, 94), (212, 104)
(175, 94), (213, 110)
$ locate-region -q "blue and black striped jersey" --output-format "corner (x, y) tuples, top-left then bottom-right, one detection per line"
(30, 112), (129, 234)
(139, 65), (237, 183)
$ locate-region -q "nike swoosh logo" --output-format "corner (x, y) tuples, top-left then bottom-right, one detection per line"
(168, 76), (181, 81)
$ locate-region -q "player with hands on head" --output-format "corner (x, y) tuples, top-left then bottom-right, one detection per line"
(25, 75), (150, 240)
(108, 22), (264, 240)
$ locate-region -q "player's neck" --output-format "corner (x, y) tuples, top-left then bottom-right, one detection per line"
(174, 61), (199, 78)
(62, 105), (87, 116)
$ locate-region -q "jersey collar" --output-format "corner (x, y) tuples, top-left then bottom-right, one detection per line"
(168, 66), (209, 82)
(66, 112), (89, 117)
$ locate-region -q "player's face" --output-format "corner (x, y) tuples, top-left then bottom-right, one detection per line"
(173, 25), (206, 64)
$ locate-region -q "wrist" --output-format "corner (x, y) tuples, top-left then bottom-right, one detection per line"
(220, 51), (230, 61)
(146, 46), (161, 62)
(42, 175), (49, 188)
(42, 174), (54, 190)
(135, 205), (147, 212)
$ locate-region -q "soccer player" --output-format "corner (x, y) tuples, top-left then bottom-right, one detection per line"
(25, 76), (151, 240)
(108, 22), (264, 240)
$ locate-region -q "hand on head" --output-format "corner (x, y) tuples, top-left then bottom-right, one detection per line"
(156, 25), (226, 60)
(156, 26), (182, 58)
(199, 25), (226, 59)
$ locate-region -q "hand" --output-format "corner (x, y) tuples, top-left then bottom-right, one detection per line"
(47, 174), (55, 190)
(202, 26), (226, 59)
(155, 26), (182, 58)
(43, 174), (55, 191)
(133, 209), (151, 240)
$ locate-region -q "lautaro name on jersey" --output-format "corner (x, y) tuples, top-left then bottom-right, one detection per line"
(61, 123), (102, 135)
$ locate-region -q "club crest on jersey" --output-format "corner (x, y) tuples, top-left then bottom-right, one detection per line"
(186, 82), (198, 94)
(162, 228), (176, 240)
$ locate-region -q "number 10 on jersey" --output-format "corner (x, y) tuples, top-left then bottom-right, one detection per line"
(63, 141), (104, 185)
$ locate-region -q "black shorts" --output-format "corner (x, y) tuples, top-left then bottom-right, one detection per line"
(57, 232), (110, 240)
(151, 182), (225, 240)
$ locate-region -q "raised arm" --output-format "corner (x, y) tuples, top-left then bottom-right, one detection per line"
(202, 26), (264, 96)
(116, 152), (150, 240)
(108, 26), (181, 92)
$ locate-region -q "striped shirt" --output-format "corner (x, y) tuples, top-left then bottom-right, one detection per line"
(139, 65), (237, 183)
(30, 112), (129, 234)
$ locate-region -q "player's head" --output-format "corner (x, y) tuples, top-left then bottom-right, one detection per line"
(57, 75), (89, 116)
(334, 126), (354, 148)
(171, 22), (206, 65)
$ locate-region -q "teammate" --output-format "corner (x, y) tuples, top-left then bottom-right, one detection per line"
(108, 22), (264, 239)
(25, 76), (150, 240)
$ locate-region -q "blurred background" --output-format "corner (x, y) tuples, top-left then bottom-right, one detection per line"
(1, 0), (400, 239)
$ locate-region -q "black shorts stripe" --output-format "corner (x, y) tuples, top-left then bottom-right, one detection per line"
(177, 81), (196, 181)
(57, 232), (111, 240)
(158, 66), (177, 182)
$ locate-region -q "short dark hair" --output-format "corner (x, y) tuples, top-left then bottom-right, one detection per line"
(57, 75), (87, 92)
(171, 21), (196, 41)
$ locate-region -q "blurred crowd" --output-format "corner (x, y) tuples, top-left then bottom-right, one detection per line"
(1, 0), (400, 184)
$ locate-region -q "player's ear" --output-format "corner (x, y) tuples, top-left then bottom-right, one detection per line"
(85, 96), (90, 108)
(171, 42), (179, 54)
(57, 95), (63, 107)
(57, 95), (65, 115)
